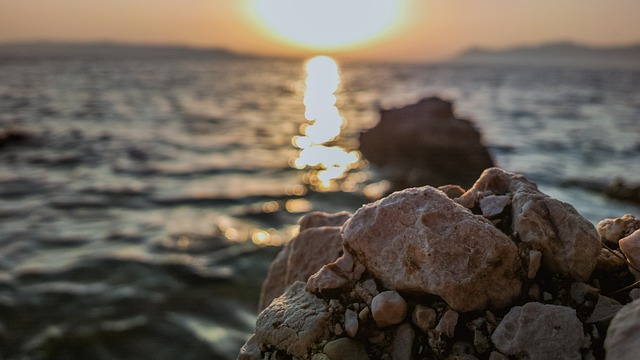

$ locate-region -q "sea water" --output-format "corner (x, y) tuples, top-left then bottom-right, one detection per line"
(0, 55), (639, 359)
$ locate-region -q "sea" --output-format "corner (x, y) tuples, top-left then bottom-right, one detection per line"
(0, 53), (639, 359)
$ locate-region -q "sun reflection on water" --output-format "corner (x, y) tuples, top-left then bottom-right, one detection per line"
(292, 56), (360, 191)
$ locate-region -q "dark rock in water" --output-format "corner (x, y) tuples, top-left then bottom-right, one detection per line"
(605, 178), (640, 204)
(0, 129), (32, 149)
(359, 97), (494, 190)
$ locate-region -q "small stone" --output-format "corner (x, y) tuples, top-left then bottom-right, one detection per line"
(412, 304), (437, 333)
(358, 306), (370, 322)
(391, 323), (415, 360)
(479, 194), (510, 218)
(323, 338), (369, 360)
(435, 309), (459, 338)
(474, 329), (490, 354)
(528, 250), (542, 279)
(605, 298), (640, 360)
(586, 295), (623, 324)
(618, 229), (640, 279)
(491, 302), (584, 360)
(334, 323), (343, 336)
(629, 288), (640, 300)
(570, 282), (599, 304)
(354, 279), (379, 305)
(543, 292), (553, 302)
(345, 309), (359, 338)
(371, 290), (408, 327)
(528, 283), (540, 301)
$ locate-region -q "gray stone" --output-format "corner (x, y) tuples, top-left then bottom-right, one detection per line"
(491, 302), (583, 360)
(570, 282), (599, 305)
(254, 281), (331, 358)
(605, 298), (640, 360)
(371, 290), (408, 328)
(412, 304), (437, 333)
(479, 195), (510, 218)
(345, 309), (359, 338)
(343, 185), (522, 312)
(457, 167), (601, 281)
(391, 323), (415, 360)
(528, 250), (542, 279)
(586, 295), (622, 324)
(323, 337), (369, 360)
(435, 309), (459, 338)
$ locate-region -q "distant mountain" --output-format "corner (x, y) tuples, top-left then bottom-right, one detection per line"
(0, 41), (251, 60)
(452, 41), (640, 68)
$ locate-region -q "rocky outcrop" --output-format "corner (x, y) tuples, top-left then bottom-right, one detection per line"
(241, 168), (637, 360)
(358, 97), (494, 190)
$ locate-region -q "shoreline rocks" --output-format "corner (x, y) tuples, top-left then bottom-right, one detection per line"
(240, 168), (640, 360)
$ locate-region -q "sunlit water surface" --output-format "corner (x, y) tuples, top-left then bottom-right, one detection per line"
(0, 55), (639, 359)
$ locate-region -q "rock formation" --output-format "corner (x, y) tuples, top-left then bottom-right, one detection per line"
(358, 97), (494, 190)
(240, 168), (640, 360)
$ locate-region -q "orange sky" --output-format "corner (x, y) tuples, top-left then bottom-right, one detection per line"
(1, 0), (639, 62)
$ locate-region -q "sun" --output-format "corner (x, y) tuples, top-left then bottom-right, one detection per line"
(249, 0), (403, 51)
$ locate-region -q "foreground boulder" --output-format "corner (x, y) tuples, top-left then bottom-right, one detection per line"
(359, 97), (494, 190)
(241, 168), (638, 359)
(342, 186), (522, 312)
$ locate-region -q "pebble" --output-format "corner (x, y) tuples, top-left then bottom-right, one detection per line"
(371, 290), (408, 327)
(585, 295), (622, 324)
(323, 338), (369, 360)
(479, 194), (510, 218)
(570, 282), (599, 304)
(411, 304), (437, 333)
(604, 298), (640, 360)
(528, 250), (542, 279)
(618, 229), (640, 278)
(358, 306), (370, 322)
(391, 323), (415, 360)
(344, 309), (359, 337)
(435, 309), (459, 338)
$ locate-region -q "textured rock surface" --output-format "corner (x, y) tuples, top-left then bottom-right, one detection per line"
(491, 302), (584, 360)
(342, 186), (522, 312)
(259, 223), (344, 310)
(597, 214), (640, 246)
(605, 298), (640, 360)
(254, 281), (331, 358)
(306, 249), (365, 297)
(299, 211), (352, 231)
(456, 167), (601, 281)
(359, 97), (493, 189)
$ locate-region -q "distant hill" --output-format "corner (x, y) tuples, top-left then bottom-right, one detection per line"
(0, 41), (251, 60)
(452, 41), (640, 68)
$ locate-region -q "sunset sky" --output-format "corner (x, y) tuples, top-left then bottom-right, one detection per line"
(1, 0), (639, 62)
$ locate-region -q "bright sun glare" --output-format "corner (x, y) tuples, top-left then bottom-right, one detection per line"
(251, 0), (401, 51)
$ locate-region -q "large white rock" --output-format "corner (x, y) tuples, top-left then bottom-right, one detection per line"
(491, 302), (584, 360)
(457, 167), (601, 281)
(342, 186), (522, 312)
